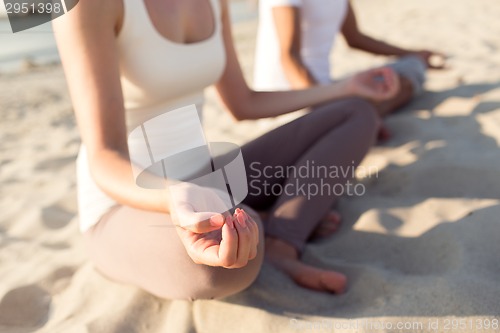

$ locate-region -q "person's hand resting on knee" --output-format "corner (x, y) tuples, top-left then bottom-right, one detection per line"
(170, 183), (260, 269)
(343, 66), (401, 102)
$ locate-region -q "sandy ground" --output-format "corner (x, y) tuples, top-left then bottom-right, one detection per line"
(1, 0), (500, 332)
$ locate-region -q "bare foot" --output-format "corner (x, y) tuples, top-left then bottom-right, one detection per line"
(265, 237), (347, 294)
(309, 211), (342, 240)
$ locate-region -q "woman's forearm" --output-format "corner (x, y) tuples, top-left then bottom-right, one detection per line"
(349, 33), (414, 57)
(341, 3), (414, 57)
(88, 148), (170, 214)
(237, 80), (353, 120)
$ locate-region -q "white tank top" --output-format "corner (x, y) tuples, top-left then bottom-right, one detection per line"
(76, 0), (226, 232)
(253, 0), (348, 91)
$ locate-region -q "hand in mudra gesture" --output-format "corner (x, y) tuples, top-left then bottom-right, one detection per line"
(170, 183), (259, 269)
(411, 50), (447, 69)
(346, 66), (401, 102)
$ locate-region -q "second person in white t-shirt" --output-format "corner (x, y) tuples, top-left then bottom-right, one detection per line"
(254, 0), (446, 115)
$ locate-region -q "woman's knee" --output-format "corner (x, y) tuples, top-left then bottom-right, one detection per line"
(175, 255), (263, 301)
(152, 235), (265, 301)
(343, 98), (381, 143)
(313, 97), (380, 129)
(348, 98), (380, 125)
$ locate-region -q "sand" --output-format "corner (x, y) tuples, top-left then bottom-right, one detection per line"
(1, 0), (500, 332)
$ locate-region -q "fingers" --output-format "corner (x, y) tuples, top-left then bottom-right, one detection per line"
(178, 205), (260, 269)
(178, 206), (227, 234)
(244, 211), (260, 260)
(216, 208), (260, 268)
(380, 67), (397, 89)
(429, 53), (448, 69)
(232, 209), (252, 268)
(382, 67), (400, 98)
(235, 209), (259, 262)
(218, 215), (238, 267)
(169, 183), (232, 233)
(368, 67), (399, 100)
(239, 209), (259, 241)
(416, 50), (448, 70)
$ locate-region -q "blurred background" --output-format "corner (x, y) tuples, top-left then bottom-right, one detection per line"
(1, 1), (500, 332)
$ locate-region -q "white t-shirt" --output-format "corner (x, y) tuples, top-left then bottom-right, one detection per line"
(253, 0), (348, 91)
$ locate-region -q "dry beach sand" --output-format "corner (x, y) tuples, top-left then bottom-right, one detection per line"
(1, 0), (500, 332)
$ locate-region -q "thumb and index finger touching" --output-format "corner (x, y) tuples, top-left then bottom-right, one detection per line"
(174, 201), (232, 234)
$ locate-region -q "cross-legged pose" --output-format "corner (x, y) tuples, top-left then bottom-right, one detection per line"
(54, 0), (398, 300)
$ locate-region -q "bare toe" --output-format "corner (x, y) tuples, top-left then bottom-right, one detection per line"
(265, 237), (347, 294)
(270, 256), (347, 294)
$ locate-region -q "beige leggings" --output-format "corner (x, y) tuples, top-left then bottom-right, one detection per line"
(83, 98), (379, 301)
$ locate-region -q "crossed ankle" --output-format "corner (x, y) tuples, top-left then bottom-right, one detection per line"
(264, 236), (299, 260)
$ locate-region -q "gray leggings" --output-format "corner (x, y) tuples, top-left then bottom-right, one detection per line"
(83, 98), (379, 300)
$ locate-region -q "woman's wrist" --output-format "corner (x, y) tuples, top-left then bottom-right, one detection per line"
(333, 77), (357, 99)
(159, 189), (171, 214)
(400, 49), (422, 57)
